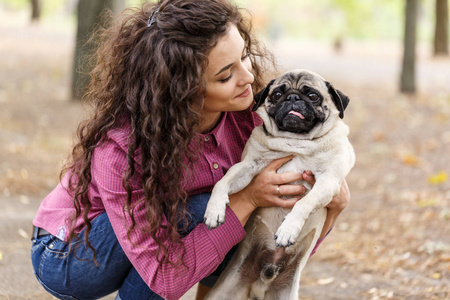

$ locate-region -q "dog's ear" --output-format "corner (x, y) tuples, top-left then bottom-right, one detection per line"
(326, 81), (349, 119)
(252, 79), (275, 112)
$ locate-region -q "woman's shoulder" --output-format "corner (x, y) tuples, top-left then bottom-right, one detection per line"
(105, 120), (132, 149)
(95, 120), (139, 168)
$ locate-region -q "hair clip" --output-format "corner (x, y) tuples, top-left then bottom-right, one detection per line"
(147, 8), (159, 27)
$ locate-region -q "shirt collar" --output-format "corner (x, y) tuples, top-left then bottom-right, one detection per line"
(201, 112), (228, 147)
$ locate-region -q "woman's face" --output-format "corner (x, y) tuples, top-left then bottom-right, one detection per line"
(200, 24), (255, 131)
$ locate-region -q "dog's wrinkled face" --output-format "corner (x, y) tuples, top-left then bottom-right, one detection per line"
(253, 69), (349, 135)
(267, 72), (327, 134)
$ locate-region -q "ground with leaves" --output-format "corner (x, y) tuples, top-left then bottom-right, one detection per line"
(0, 12), (449, 300)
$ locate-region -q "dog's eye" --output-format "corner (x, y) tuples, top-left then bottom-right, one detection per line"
(271, 91), (283, 101)
(308, 93), (319, 101)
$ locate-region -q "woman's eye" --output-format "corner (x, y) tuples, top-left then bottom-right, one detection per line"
(219, 73), (233, 83)
(272, 91), (283, 101)
(308, 93), (319, 101)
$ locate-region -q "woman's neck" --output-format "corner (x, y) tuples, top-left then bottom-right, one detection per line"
(199, 112), (222, 133)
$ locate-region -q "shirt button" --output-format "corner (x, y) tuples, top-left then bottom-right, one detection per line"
(212, 163), (219, 170)
(204, 136), (211, 142)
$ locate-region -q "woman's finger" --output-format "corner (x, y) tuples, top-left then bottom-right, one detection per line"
(265, 155), (294, 172)
(270, 196), (300, 208)
(275, 184), (306, 197)
(302, 170), (316, 185)
(273, 171), (303, 185)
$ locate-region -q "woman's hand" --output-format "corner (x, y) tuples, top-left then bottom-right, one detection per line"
(228, 155), (350, 228)
(242, 155), (310, 208)
(228, 156), (308, 225)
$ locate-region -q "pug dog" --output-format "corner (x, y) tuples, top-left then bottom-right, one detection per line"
(203, 69), (355, 300)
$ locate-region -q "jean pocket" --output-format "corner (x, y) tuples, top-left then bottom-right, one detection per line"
(42, 236), (75, 258)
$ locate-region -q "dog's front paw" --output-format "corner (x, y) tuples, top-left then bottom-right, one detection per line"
(203, 194), (229, 229)
(274, 215), (305, 247)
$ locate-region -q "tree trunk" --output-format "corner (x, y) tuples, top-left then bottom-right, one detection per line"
(71, 0), (125, 100)
(31, 0), (41, 22)
(400, 0), (418, 94)
(434, 0), (449, 56)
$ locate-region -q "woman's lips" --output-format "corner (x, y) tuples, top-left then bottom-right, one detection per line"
(236, 86), (251, 98)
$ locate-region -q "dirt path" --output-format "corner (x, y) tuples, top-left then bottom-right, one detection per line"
(1, 12), (449, 300)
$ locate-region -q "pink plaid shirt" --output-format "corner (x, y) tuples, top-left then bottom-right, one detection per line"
(33, 108), (262, 299)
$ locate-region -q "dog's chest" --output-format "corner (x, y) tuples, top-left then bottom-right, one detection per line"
(277, 155), (319, 178)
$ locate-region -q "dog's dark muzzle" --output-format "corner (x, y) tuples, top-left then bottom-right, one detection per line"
(271, 94), (319, 133)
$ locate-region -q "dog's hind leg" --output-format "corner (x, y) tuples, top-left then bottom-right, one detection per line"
(204, 272), (250, 300)
(287, 208), (327, 299)
(204, 238), (254, 300)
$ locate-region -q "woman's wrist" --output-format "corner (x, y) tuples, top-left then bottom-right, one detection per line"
(228, 191), (256, 226)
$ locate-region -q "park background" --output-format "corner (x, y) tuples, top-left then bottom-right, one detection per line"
(0, 0), (449, 299)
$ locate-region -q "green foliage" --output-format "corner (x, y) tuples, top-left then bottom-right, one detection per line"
(2, 0), (70, 17)
(2, 0), (29, 10)
(1, 0), (439, 42)
(240, 0), (435, 41)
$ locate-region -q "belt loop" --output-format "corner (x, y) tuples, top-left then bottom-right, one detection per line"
(31, 225), (39, 241)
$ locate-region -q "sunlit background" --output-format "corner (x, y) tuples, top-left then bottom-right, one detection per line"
(0, 0), (439, 40)
(0, 0), (449, 299)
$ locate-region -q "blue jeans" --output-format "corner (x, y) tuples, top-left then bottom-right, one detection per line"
(31, 193), (236, 300)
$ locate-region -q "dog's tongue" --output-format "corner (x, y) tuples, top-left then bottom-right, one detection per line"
(289, 110), (305, 119)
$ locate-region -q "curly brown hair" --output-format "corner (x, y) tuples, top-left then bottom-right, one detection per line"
(65, 0), (274, 265)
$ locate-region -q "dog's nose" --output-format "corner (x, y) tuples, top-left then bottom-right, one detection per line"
(287, 94), (300, 102)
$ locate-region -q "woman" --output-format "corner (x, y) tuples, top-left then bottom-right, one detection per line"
(31, 1), (349, 299)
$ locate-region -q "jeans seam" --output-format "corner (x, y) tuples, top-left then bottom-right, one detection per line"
(38, 242), (48, 278)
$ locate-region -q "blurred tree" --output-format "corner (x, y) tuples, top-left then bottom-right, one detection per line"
(31, 0), (40, 22)
(433, 0), (449, 56)
(72, 0), (125, 100)
(400, 0), (418, 93)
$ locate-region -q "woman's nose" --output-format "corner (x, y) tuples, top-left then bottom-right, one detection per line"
(237, 59), (254, 86)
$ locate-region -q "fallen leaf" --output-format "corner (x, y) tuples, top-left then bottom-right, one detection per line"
(439, 209), (450, 220)
(317, 277), (335, 285)
(439, 254), (450, 262)
(432, 272), (441, 279)
(0, 251), (3, 261)
(428, 171), (448, 185)
(417, 198), (437, 208)
(18, 229), (28, 239)
(19, 195), (30, 205)
(373, 131), (386, 142)
(401, 154), (419, 166)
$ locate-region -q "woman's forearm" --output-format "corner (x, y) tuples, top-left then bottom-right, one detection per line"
(319, 207), (341, 239)
(319, 179), (350, 239)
